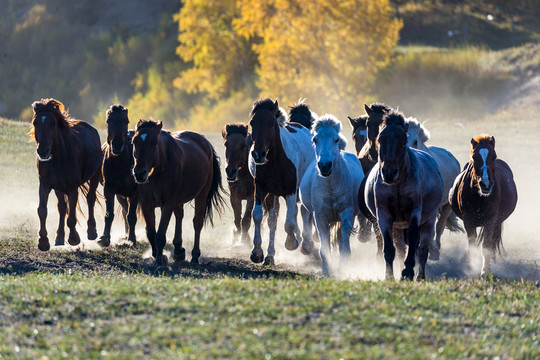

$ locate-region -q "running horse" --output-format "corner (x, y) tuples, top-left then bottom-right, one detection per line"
(449, 135), (517, 276)
(98, 104), (139, 247)
(364, 111), (443, 280)
(30, 98), (102, 251)
(249, 98), (315, 265)
(132, 119), (225, 265)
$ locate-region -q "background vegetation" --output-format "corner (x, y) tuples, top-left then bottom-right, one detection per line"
(1, 0), (539, 129)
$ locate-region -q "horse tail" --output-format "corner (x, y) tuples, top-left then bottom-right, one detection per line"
(443, 210), (464, 232)
(477, 223), (505, 257)
(204, 145), (227, 226)
(358, 176), (377, 224)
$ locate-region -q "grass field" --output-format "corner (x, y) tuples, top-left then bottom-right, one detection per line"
(1, 109), (539, 358)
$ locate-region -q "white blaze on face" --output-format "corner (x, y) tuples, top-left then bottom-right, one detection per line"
(140, 133), (147, 141)
(479, 148), (490, 186)
(359, 130), (367, 137)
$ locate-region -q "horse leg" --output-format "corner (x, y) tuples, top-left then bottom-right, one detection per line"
(462, 221), (477, 266)
(264, 195), (277, 266)
(141, 204), (157, 259)
(173, 205), (185, 262)
(310, 213), (319, 243)
(417, 217), (436, 281)
(314, 213), (332, 277)
(284, 193), (300, 251)
(155, 204), (173, 266)
(241, 195), (254, 245)
(300, 205), (314, 255)
(480, 223), (497, 276)
(86, 171), (100, 240)
(230, 195), (243, 245)
(98, 186), (116, 247)
(393, 229), (407, 269)
(374, 222), (384, 260)
(192, 192), (208, 265)
(54, 190), (66, 246)
(126, 194), (138, 245)
(37, 183), (52, 251)
(117, 195), (129, 238)
(430, 203), (452, 261)
(66, 189), (81, 246)
(401, 215), (420, 281)
(378, 212), (395, 280)
(337, 209), (354, 272)
(250, 186), (266, 264)
(357, 214), (372, 243)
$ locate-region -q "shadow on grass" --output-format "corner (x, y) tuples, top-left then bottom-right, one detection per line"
(0, 239), (312, 280)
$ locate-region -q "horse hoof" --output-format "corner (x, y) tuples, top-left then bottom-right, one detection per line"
(250, 248), (264, 263)
(68, 233), (81, 246)
(38, 240), (50, 252)
(401, 268), (415, 281)
(156, 255), (168, 266)
(284, 235), (299, 251)
(190, 257), (199, 265)
(87, 232), (98, 241)
(174, 248), (186, 262)
(300, 241), (313, 255)
(97, 237), (111, 247)
(55, 237), (65, 246)
(263, 256), (275, 266)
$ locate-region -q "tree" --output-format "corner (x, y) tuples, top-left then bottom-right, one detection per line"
(174, 0), (258, 99)
(235, 0), (402, 117)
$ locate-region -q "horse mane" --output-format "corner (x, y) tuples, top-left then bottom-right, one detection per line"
(250, 98), (288, 126)
(277, 107), (288, 127)
(289, 99), (314, 129)
(382, 110), (406, 127)
(29, 98), (80, 140)
(405, 117), (430, 142)
(312, 114), (348, 151)
(106, 104), (128, 118)
(369, 103), (392, 115)
(349, 114), (368, 130)
(470, 134), (496, 155)
(136, 118), (164, 131)
(222, 123), (249, 139)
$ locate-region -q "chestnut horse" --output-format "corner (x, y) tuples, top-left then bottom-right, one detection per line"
(30, 98), (102, 251)
(364, 111), (443, 280)
(249, 98), (315, 265)
(449, 135), (517, 276)
(98, 104), (138, 247)
(132, 119), (225, 265)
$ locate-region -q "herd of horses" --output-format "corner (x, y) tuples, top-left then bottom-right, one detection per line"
(29, 97), (518, 280)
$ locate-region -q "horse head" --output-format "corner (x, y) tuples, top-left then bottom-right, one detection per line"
(249, 98), (280, 165)
(289, 99), (316, 129)
(405, 117), (431, 150)
(377, 111), (409, 184)
(470, 135), (497, 197)
(312, 115), (347, 177)
(31, 98), (69, 162)
(222, 123), (251, 182)
(106, 104), (129, 156)
(348, 114), (368, 156)
(362, 103), (391, 162)
(132, 119), (163, 184)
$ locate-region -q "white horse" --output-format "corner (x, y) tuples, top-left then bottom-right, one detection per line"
(405, 117), (463, 259)
(300, 115), (365, 276)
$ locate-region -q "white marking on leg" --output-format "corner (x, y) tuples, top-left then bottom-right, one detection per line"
(141, 133), (147, 141)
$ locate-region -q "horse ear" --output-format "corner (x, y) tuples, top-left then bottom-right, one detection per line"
(221, 124), (228, 139)
(348, 116), (357, 128)
(470, 138), (478, 148)
(156, 121), (163, 131)
(136, 119), (145, 129)
(403, 122), (409, 134)
(274, 100), (279, 109)
(364, 104), (373, 116)
(490, 136), (495, 149)
(32, 101), (43, 113)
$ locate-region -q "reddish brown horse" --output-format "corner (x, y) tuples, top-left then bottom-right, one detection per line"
(132, 119), (225, 265)
(98, 104), (138, 247)
(449, 135), (517, 275)
(30, 98), (102, 251)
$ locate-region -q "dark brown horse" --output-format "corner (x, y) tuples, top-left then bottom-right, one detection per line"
(449, 135), (517, 275)
(348, 114), (368, 157)
(288, 100), (317, 129)
(30, 98), (102, 251)
(132, 119), (225, 265)
(98, 104), (138, 247)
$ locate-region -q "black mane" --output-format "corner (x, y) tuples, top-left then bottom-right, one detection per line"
(288, 101), (313, 129)
(224, 123), (249, 137)
(370, 103), (392, 114)
(382, 110), (406, 127)
(136, 119), (162, 131)
(107, 104), (127, 117)
(251, 98), (277, 117)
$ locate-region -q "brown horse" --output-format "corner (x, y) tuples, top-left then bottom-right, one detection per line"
(132, 119), (225, 265)
(288, 100), (317, 129)
(98, 105), (138, 247)
(30, 98), (102, 251)
(449, 135), (517, 276)
(348, 114), (368, 157)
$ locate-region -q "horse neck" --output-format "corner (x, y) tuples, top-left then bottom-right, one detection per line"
(153, 131), (170, 174)
(50, 126), (73, 160)
(267, 123), (287, 165)
(396, 147), (412, 182)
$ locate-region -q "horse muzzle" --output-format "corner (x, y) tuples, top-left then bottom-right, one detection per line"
(381, 167), (399, 184)
(317, 161), (333, 177)
(110, 140), (125, 156)
(133, 168), (149, 184)
(36, 147), (52, 162)
(251, 150), (268, 165)
(226, 167), (239, 182)
(478, 180), (494, 197)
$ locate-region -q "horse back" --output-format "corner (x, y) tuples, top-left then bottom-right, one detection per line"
(427, 145), (461, 199)
(278, 125), (314, 183)
(67, 121), (102, 182)
(494, 158), (518, 221)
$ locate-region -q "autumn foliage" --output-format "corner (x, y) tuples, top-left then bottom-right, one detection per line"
(175, 0), (402, 118)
